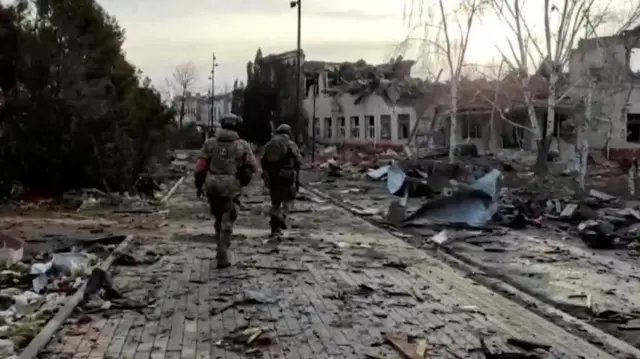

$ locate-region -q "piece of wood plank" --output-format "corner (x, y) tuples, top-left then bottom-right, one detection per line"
(384, 333), (425, 359)
(161, 176), (186, 203)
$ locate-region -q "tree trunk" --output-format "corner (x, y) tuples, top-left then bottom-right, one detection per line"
(178, 100), (186, 129)
(522, 76), (543, 155)
(576, 82), (593, 192)
(534, 137), (552, 174)
(448, 81), (458, 163)
(535, 73), (558, 175)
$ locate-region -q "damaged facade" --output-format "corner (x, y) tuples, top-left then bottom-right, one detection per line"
(299, 57), (578, 151)
(247, 43), (640, 152)
(171, 91), (232, 128)
(435, 72), (576, 152)
(302, 58), (425, 145)
(247, 49), (306, 139)
(569, 27), (640, 151)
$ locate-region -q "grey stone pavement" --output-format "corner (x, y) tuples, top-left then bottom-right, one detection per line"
(37, 178), (620, 359)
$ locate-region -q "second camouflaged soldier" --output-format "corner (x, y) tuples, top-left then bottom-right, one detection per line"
(194, 113), (257, 268)
(261, 124), (302, 236)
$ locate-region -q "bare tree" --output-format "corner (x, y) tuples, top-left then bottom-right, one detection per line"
(490, 0), (640, 177)
(168, 62), (197, 128)
(572, 11), (640, 190)
(404, 0), (488, 162)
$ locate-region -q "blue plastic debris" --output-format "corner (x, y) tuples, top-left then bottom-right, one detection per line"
(366, 165), (390, 180)
(386, 164), (406, 195)
(402, 169), (503, 227)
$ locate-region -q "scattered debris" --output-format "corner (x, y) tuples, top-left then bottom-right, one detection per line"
(384, 332), (426, 359)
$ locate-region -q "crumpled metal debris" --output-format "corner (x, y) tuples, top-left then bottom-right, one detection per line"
(402, 169), (503, 227)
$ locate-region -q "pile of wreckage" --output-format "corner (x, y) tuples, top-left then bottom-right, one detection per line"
(318, 143), (640, 250)
(0, 233), (138, 357)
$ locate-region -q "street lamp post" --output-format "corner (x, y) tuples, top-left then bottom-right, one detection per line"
(311, 83), (316, 163)
(208, 53), (218, 133)
(290, 0), (301, 144)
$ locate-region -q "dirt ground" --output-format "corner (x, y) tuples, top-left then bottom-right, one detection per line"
(303, 165), (640, 352)
(0, 150), (638, 358)
(0, 170), (622, 358)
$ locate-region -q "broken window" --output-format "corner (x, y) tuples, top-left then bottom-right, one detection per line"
(350, 116), (360, 139)
(381, 115), (392, 140)
(366, 116), (375, 139)
(397, 114), (410, 140)
(628, 113), (640, 143)
(461, 118), (481, 139)
(630, 48), (640, 73)
(313, 118), (320, 138)
(327, 71), (340, 88)
(337, 116), (346, 138)
(324, 117), (332, 139)
(305, 73), (319, 98)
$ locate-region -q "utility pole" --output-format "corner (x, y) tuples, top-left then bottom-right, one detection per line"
(208, 53), (218, 132)
(290, 0), (302, 144)
(311, 82), (316, 163)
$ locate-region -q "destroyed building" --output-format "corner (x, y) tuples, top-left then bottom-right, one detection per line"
(303, 57), (430, 146)
(301, 56), (580, 152)
(433, 70), (577, 153)
(570, 26), (640, 157)
(243, 48), (306, 142)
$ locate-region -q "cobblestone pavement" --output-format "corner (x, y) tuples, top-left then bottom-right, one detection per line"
(305, 171), (640, 349)
(38, 178), (619, 359)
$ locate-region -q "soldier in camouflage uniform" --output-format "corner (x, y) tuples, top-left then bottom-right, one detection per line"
(261, 124), (302, 236)
(195, 113), (257, 268)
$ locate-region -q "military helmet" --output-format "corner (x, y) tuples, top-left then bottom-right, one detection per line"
(220, 113), (243, 131)
(274, 123), (291, 136)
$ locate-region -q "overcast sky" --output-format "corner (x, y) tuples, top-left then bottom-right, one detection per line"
(97, 0), (419, 94)
(7, 0), (631, 95)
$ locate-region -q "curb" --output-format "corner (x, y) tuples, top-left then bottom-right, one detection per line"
(302, 185), (640, 359)
(18, 234), (136, 359)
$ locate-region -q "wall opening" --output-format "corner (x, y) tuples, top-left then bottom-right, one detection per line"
(380, 115), (392, 140)
(337, 116), (346, 138)
(350, 116), (360, 139)
(398, 114), (410, 139)
(313, 118), (320, 138)
(461, 116), (481, 139)
(323, 117), (332, 139)
(630, 48), (640, 74)
(304, 73), (319, 97)
(365, 116), (375, 139)
(627, 113), (640, 143)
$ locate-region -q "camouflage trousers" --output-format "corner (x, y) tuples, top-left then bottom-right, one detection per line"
(206, 193), (238, 263)
(268, 177), (296, 234)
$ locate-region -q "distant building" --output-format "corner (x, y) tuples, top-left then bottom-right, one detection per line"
(171, 91), (233, 128)
(570, 27), (640, 149)
(302, 58), (422, 145)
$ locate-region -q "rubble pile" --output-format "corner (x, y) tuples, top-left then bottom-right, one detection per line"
(0, 233), (126, 357)
(2, 150), (192, 215)
(311, 143), (640, 250)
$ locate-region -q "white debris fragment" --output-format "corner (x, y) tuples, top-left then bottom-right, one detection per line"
(0, 338), (15, 358)
(430, 231), (449, 245)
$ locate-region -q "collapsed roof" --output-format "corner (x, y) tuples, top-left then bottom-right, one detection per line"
(303, 57), (429, 106)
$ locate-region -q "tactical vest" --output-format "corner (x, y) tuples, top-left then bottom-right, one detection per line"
(208, 138), (238, 176)
(264, 137), (295, 170)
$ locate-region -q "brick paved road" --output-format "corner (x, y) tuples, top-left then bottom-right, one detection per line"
(38, 179), (618, 359)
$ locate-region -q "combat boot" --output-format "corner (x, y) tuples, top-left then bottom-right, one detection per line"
(269, 215), (283, 237)
(216, 231), (232, 268)
(216, 251), (231, 269)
